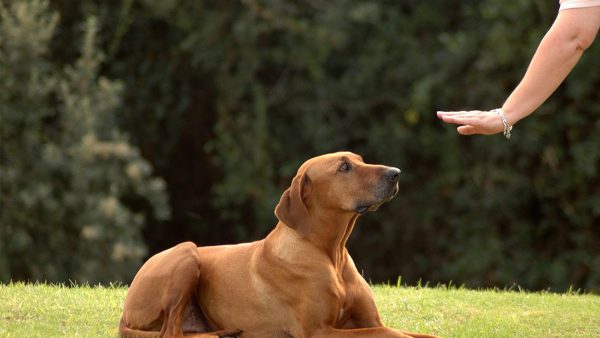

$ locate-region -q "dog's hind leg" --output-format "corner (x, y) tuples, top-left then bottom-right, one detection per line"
(159, 243), (207, 338)
(182, 296), (242, 338)
(182, 329), (243, 338)
(121, 242), (242, 338)
(160, 243), (241, 338)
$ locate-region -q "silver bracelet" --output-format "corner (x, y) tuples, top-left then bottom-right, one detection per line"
(491, 108), (512, 139)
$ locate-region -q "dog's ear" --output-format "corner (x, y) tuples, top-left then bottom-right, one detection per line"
(274, 171), (311, 236)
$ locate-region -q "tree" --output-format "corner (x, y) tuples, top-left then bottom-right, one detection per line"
(0, 0), (169, 283)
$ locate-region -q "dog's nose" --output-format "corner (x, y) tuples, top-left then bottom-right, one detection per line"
(385, 167), (401, 183)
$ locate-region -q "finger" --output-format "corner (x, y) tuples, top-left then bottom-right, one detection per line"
(441, 116), (481, 125)
(437, 110), (484, 117)
(437, 111), (460, 118)
(437, 111), (466, 118)
(457, 125), (479, 135)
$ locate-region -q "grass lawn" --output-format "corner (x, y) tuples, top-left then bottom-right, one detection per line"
(1, 282), (599, 337)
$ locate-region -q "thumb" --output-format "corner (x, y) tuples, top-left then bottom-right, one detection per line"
(457, 125), (477, 135)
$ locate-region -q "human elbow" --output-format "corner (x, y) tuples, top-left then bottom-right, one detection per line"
(575, 27), (598, 51)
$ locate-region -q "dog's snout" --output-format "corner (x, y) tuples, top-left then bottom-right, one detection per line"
(385, 168), (401, 183)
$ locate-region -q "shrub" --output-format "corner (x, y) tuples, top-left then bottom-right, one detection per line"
(0, 1), (169, 283)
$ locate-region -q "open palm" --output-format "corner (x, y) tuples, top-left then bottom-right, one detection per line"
(437, 110), (505, 136)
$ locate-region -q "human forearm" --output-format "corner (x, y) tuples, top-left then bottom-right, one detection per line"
(437, 7), (600, 137)
(502, 7), (600, 125)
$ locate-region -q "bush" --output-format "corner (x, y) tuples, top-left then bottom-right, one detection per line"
(2, 0), (598, 291)
(0, 1), (169, 283)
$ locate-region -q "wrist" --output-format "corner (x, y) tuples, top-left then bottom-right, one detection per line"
(491, 108), (513, 139)
(501, 106), (523, 126)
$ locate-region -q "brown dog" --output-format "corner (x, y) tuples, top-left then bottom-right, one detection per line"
(119, 152), (439, 338)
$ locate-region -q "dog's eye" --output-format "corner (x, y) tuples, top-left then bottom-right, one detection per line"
(339, 162), (351, 172)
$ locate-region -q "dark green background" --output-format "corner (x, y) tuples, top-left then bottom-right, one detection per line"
(1, 0), (599, 292)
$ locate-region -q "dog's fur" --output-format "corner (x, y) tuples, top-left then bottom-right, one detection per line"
(119, 152), (439, 338)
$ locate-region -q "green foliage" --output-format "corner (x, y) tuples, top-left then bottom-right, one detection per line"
(0, 1), (169, 283)
(1, 0), (598, 291)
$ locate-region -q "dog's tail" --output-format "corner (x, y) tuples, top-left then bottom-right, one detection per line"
(118, 315), (162, 338)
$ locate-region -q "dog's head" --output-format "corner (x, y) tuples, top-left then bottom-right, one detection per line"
(275, 152), (400, 234)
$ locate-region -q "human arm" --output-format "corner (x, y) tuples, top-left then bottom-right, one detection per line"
(437, 6), (600, 136)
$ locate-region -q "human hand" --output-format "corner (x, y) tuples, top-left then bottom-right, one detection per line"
(436, 110), (505, 136)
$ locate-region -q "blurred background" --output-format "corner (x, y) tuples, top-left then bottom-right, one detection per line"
(1, 0), (598, 292)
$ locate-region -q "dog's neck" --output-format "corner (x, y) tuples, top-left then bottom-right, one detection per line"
(269, 209), (359, 271)
(316, 210), (359, 271)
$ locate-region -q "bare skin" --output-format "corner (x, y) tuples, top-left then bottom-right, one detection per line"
(437, 6), (600, 136)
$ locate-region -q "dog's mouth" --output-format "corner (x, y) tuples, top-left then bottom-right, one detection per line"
(355, 183), (399, 214)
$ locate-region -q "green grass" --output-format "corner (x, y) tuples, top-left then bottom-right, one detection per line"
(0, 282), (126, 337)
(1, 282), (599, 337)
(374, 285), (600, 337)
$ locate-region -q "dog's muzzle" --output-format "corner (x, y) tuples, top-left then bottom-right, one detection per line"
(355, 167), (401, 214)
